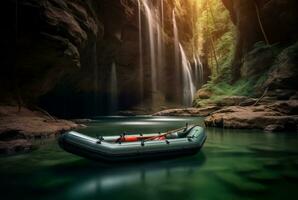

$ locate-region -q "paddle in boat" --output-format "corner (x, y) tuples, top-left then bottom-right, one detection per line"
(58, 124), (207, 162)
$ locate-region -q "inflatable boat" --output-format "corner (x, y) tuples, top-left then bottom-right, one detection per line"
(58, 124), (206, 162)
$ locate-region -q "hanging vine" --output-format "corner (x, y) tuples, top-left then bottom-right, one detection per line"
(253, 0), (270, 45)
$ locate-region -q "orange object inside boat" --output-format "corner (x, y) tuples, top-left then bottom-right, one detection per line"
(117, 135), (166, 143)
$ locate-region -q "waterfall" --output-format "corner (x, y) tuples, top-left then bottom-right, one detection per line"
(196, 55), (204, 87)
(143, 0), (157, 94)
(193, 55), (204, 88)
(136, 1), (201, 108)
(137, 0), (143, 101)
(179, 43), (196, 106)
(110, 62), (118, 113)
(158, 0), (164, 88)
(157, 13), (163, 88)
(193, 56), (198, 87)
(172, 10), (180, 69)
(173, 9), (196, 106)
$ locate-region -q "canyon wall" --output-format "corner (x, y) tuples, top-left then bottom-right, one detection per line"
(4, 0), (206, 117)
(222, 0), (298, 99)
(2, 0), (100, 105)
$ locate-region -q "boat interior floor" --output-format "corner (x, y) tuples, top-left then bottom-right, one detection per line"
(104, 127), (191, 144)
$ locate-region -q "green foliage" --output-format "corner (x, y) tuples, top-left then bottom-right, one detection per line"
(193, 72), (275, 107)
(192, 0), (254, 107)
(209, 79), (255, 97)
(193, 79), (256, 107)
(172, 0), (257, 107)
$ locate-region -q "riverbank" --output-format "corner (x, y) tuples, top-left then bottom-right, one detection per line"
(1, 98), (297, 156)
(0, 106), (81, 155)
(153, 98), (298, 132)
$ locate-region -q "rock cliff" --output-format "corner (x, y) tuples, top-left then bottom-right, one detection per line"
(222, 0), (298, 90)
(201, 0), (298, 131)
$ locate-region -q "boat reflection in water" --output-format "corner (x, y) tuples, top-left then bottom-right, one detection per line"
(58, 153), (206, 199)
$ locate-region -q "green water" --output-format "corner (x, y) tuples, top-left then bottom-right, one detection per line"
(1, 116), (298, 200)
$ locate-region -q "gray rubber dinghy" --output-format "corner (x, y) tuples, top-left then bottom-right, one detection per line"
(58, 125), (207, 162)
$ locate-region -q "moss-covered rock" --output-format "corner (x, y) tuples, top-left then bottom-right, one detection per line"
(195, 88), (213, 100)
(262, 42), (298, 91)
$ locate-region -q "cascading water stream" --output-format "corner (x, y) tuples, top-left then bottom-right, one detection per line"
(110, 62), (118, 113)
(157, 0), (165, 89)
(136, 2), (202, 108)
(198, 56), (204, 87)
(158, 0), (165, 76)
(137, 0), (143, 101)
(179, 43), (196, 106)
(192, 55), (204, 88)
(193, 56), (199, 87)
(172, 10), (180, 70)
(143, 0), (157, 95)
(195, 55), (204, 87)
(157, 12), (163, 88)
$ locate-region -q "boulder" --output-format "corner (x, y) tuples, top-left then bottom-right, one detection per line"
(0, 106), (80, 155)
(195, 88), (213, 99)
(205, 100), (298, 132)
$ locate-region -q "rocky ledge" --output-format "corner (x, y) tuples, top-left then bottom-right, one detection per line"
(153, 106), (220, 117)
(154, 96), (298, 133)
(0, 106), (80, 155)
(204, 100), (298, 132)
